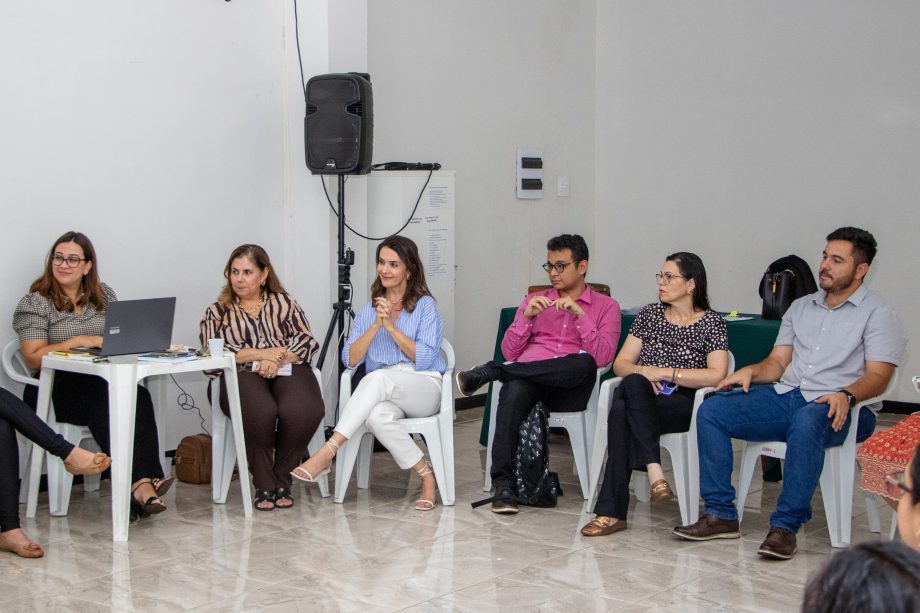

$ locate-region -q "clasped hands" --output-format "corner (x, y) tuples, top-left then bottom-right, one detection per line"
(256, 347), (289, 379)
(524, 295), (584, 319)
(373, 297), (399, 332)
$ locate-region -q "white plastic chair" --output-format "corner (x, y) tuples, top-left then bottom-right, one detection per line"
(2, 340), (101, 516)
(735, 369), (900, 548)
(334, 339), (456, 505)
(210, 365), (329, 501)
(483, 362), (612, 498)
(586, 352), (735, 525)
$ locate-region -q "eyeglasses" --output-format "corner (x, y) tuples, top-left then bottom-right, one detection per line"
(542, 261), (577, 273)
(51, 254), (87, 268)
(656, 272), (688, 285)
(885, 471), (915, 500)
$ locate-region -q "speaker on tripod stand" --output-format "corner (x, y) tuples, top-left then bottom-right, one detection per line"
(305, 73), (373, 433)
(305, 73), (373, 175)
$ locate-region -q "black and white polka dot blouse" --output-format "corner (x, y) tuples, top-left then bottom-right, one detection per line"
(631, 303), (728, 369)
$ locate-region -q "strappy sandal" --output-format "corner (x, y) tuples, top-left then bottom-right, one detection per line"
(151, 476), (174, 498)
(291, 439), (339, 483)
(274, 487), (294, 509)
(415, 460), (437, 511)
(254, 489), (276, 511)
(132, 479), (166, 515)
(649, 479), (675, 502)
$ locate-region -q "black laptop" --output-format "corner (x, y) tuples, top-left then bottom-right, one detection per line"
(77, 297), (176, 357)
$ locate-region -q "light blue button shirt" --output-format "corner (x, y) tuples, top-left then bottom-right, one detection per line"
(341, 295), (446, 374)
(774, 285), (906, 404)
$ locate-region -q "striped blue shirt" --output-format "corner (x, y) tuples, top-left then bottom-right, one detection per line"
(342, 295), (446, 374)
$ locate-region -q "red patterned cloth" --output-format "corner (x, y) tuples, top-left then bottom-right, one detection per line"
(858, 412), (920, 500)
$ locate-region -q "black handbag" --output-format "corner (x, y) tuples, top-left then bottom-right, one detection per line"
(758, 254), (818, 320)
(761, 269), (796, 320)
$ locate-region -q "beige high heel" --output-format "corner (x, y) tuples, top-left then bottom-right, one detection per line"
(415, 460), (437, 511)
(291, 439), (339, 483)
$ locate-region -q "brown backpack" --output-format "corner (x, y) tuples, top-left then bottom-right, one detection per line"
(174, 434), (212, 484)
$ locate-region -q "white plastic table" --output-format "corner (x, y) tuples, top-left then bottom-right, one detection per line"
(27, 353), (252, 541)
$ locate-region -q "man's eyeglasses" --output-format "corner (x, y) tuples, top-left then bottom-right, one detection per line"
(655, 272), (688, 285)
(542, 261), (577, 273)
(51, 254), (87, 268)
(885, 470), (915, 500)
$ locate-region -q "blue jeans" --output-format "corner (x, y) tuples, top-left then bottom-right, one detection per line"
(696, 385), (876, 533)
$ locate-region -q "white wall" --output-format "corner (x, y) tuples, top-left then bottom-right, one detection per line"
(593, 2), (919, 401)
(368, 0), (599, 370)
(0, 1), (345, 448)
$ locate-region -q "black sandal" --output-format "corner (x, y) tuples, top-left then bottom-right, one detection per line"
(132, 479), (167, 515)
(129, 498), (150, 522)
(254, 489), (276, 511)
(274, 487), (294, 509)
(151, 476), (174, 498)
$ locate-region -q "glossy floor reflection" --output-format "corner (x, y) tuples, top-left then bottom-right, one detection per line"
(3, 410), (899, 612)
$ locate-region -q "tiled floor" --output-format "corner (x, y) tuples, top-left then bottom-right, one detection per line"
(2, 410), (898, 612)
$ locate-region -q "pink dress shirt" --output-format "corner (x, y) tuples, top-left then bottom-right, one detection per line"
(500, 285), (621, 367)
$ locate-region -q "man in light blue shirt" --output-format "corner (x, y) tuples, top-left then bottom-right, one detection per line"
(673, 227), (906, 560)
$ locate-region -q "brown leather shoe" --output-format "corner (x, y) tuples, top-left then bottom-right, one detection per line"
(672, 514), (740, 541)
(649, 479), (675, 502)
(580, 516), (627, 537)
(757, 527), (797, 560)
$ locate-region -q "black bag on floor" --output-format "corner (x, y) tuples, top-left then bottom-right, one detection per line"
(472, 402), (563, 509)
(513, 402), (562, 507)
(759, 254), (817, 320)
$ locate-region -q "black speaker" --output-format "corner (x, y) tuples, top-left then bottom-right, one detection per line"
(305, 73), (373, 175)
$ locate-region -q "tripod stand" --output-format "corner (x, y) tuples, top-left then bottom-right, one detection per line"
(317, 174), (355, 422)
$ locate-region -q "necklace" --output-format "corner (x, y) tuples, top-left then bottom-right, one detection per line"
(388, 298), (403, 305)
(240, 296), (264, 317)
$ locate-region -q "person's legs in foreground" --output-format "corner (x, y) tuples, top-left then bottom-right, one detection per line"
(489, 353), (598, 514)
(269, 365), (325, 508)
(0, 387), (111, 558)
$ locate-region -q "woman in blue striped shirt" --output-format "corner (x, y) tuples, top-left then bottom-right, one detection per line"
(292, 235), (445, 510)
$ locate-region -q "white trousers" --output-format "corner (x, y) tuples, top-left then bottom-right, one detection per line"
(335, 363), (442, 469)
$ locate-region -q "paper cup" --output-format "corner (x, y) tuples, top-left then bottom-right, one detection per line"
(208, 338), (225, 358)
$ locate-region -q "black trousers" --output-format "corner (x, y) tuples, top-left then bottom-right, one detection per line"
(1, 386), (75, 532)
(592, 373), (695, 519)
(490, 353), (598, 486)
(23, 371), (164, 484)
(218, 365), (325, 491)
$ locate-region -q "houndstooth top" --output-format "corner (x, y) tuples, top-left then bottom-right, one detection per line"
(13, 283), (117, 345)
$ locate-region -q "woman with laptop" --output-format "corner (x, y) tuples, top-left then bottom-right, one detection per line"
(12, 231), (172, 521)
(200, 244), (324, 511)
(291, 235), (446, 511)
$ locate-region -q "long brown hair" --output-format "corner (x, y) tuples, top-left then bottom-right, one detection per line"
(217, 244), (286, 306)
(370, 235), (432, 312)
(30, 231), (107, 312)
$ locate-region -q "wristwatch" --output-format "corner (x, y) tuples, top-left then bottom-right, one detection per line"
(840, 389), (857, 409)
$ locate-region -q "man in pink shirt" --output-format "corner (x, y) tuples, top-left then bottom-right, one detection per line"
(457, 234), (621, 513)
